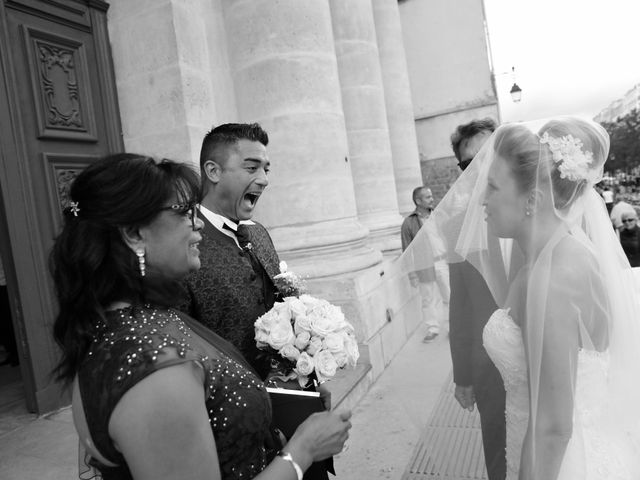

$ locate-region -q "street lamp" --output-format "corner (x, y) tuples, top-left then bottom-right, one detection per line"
(494, 66), (523, 103)
(509, 67), (522, 103)
(510, 82), (522, 103)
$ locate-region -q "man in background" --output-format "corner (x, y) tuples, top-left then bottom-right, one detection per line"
(401, 186), (449, 342)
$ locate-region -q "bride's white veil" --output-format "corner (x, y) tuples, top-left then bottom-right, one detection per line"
(387, 117), (640, 477)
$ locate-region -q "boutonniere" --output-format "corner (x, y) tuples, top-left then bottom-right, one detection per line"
(272, 261), (306, 297)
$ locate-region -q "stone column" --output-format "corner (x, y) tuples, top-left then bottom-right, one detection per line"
(107, 0), (228, 164)
(222, 0), (382, 278)
(328, 0), (404, 254)
(371, 0), (423, 215)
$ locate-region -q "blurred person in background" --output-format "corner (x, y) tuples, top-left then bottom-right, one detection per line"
(610, 190), (635, 235)
(619, 210), (640, 267)
(401, 186), (449, 342)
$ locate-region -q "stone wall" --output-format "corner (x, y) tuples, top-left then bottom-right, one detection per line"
(420, 155), (460, 203)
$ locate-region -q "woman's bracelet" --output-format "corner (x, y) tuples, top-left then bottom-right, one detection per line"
(277, 451), (303, 480)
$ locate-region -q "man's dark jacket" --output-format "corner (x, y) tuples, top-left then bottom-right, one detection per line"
(449, 244), (511, 480)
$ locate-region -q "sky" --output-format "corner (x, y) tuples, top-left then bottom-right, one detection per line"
(483, 0), (640, 124)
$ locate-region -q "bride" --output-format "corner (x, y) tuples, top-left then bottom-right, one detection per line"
(397, 117), (640, 479)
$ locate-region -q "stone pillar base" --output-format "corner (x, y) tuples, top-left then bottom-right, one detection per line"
(272, 218), (383, 278)
(304, 258), (423, 381)
(359, 211), (403, 256)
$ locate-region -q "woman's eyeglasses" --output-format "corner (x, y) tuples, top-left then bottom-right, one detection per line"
(622, 218), (637, 224)
(159, 202), (198, 228)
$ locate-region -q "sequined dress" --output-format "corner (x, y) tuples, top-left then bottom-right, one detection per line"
(77, 305), (272, 480)
(483, 308), (633, 480)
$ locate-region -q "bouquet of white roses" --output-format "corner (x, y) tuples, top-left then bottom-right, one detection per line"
(254, 293), (360, 388)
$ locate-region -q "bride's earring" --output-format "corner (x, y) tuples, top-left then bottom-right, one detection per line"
(525, 190), (540, 218)
(136, 249), (146, 277)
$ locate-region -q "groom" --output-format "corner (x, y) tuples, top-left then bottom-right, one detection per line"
(181, 123), (279, 380)
(449, 118), (507, 480)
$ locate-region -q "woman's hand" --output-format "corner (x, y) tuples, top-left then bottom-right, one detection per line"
(284, 410), (352, 469)
(317, 383), (332, 410)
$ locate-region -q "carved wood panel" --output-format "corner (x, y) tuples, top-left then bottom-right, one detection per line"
(42, 153), (97, 232)
(23, 26), (98, 141)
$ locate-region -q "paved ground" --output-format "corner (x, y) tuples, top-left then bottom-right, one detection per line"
(335, 327), (452, 479)
(0, 325), (451, 480)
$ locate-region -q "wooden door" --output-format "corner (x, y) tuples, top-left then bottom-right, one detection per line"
(0, 0), (122, 413)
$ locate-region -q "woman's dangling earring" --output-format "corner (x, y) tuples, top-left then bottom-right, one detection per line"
(136, 249), (146, 277)
(525, 209), (532, 217)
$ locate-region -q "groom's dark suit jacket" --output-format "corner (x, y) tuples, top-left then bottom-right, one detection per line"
(181, 215), (280, 380)
(449, 237), (519, 480)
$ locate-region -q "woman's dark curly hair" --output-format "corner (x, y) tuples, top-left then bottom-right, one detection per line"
(50, 153), (201, 384)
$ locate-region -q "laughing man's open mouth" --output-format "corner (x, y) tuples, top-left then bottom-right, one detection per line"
(244, 192), (261, 207)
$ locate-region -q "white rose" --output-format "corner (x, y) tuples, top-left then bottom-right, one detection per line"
(286, 297), (307, 320)
(344, 334), (360, 367)
(255, 309), (279, 331)
(294, 315), (312, 335)
(273, 301), (292, 321)
(335, 317), (355, 334)
(332, 350), (348, 368)
(317, 303), (345, 324)
(299, 294), (325, 309)
(341, 322), (355, 334)
(279, 343), (301, 362)
(267, 320), (295, 350)
(314, 349), (338, 380)
(294, 331), (311, 350)
(323, 332), (344, 353)
(295, 352), (315, 376)
(255, 328), (269, 347)
(306, 336), (323, 356)
(308, 311), (336, 337)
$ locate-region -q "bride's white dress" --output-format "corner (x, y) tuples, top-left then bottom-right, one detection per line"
(483, 308), (633, 480)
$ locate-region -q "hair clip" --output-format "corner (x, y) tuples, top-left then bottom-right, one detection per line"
(69, 201), (80, 217)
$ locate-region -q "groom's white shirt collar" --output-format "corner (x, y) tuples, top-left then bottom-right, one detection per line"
(198, 205), (255, 247)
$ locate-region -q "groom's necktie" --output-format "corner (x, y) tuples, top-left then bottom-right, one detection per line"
(223, 223), (275, 306)
(222, 222), (250, 250)
(235, 224), (253, 252)
(223, 222), (261, 270)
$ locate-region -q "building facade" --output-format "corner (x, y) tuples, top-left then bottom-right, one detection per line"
(399, 0), (500, 201)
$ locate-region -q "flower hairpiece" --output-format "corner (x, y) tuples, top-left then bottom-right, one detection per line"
(69, 201), (80, 217)
(539, 131), (597, 183)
